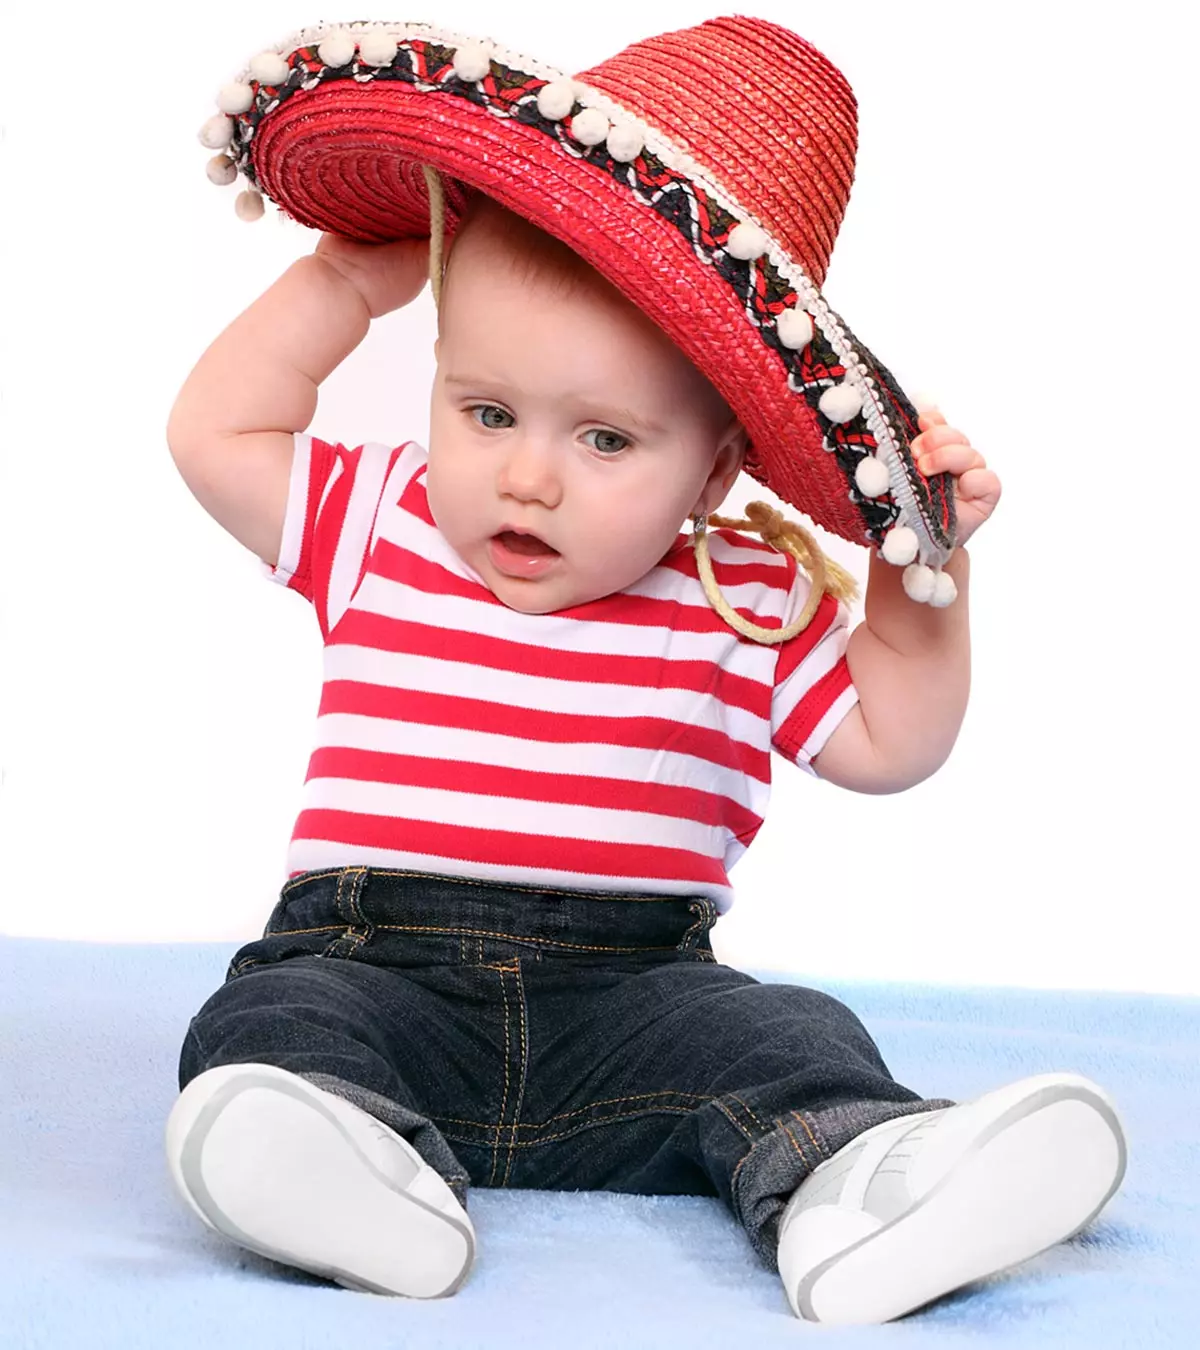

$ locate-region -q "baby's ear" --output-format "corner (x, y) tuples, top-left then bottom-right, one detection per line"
(726, 418), (750, 464)
(433, 337), (440, 361)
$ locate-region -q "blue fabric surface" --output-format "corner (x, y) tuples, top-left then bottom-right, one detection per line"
(3, 936), (1196, 1348)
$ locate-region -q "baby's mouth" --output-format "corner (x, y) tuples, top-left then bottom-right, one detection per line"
(494, 530), (558, 556)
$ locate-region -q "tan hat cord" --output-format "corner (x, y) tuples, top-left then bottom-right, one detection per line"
(694, 505), (859, 643)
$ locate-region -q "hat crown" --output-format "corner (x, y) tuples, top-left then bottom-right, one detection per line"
(576, 16), (857, 290)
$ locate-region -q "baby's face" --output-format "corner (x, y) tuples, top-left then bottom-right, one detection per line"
(426, 246), (745, 615)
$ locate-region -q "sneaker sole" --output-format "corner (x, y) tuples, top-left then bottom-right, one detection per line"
(171, 1068), (474, 1298)
(795, 1080), (1126, 1323)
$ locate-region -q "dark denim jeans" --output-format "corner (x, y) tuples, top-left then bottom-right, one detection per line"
(179, 866), (954, 1270)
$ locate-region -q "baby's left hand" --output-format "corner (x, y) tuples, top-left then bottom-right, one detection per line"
(913, 407), (1002, 547)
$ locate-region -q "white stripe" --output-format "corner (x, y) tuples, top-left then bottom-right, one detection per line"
(267, 431), (312, 585)
(299, 775), (727, 857)
(355, 565), (778, 675)
(283, 838), (736, 913)
(315, 454), (342, 525)
(321, 642), (771, 751)
(311, 712), (770, 819)
(326, 442), (394, 631)
(789, 684), (860, 778)
(770, 621), (849, 728)
(380, 503), (793, 677)
(369, 442), (425, 557)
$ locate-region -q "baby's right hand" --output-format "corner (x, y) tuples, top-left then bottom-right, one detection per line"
(314, 232), (432, 320)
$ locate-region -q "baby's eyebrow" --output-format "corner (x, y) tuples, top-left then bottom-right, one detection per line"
(444, 374), (666, 437)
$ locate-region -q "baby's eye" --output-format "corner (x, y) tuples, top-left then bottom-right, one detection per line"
(468, 404), (514, 430)
(582, 428), (630, 456)
(466, 405), (629, 455)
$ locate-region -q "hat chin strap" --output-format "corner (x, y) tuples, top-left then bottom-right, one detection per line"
(422, 164), (855, 642)
(422, 164), (447, 309)
(692, 504), (859, 643)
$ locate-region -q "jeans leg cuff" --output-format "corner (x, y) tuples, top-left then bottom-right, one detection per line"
(731, 1096), (957, 1271)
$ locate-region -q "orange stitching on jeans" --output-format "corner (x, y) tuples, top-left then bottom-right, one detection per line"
(789, 1110), (828, 1159)
(727, 1093), (769, 1134)
(483, 961), (518, 1184)
(430, 1089), (715, 1133)
(502, 960), (529, 1187)
(261, 920), (676, 954)
(263, 924), (342, 937)
(730, 1113), (825, 1196)
(435, 1107), (696, 1149)
(374, 924), (677, 955)
(732, 1123), (787, 1190)
(712, 1098), (754, 1141)
(780, 1120), (807, 1166)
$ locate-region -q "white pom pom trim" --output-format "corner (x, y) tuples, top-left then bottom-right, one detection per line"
(818, 379), (864, 424)
(571, 107), (611, 146)
(854, 455), (891, 498)
(235, 189), (265, 222)
(880, 526), (919, 567)
(198, 114), (234, 150)
(902, 562), (937, 603)
(359, 31), (399, 67)
(217, 82), (255, 115)
(726, 222), (769, 261)
(606, 121), (645, 162)
(249, 51), (290, 86)
(776, 306), (813, 351)
(317, 29), (357, 68)
(929, 570), (958, 607)
(205, 154), (238, 187)
(452, 41), (492, 82)
(536, 77), (576, 121)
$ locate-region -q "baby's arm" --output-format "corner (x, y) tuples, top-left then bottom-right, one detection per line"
(811, 546), (971, 794)
(166, 236), (428, 566)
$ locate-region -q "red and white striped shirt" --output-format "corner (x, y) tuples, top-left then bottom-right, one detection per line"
(261, 433), (859, 912)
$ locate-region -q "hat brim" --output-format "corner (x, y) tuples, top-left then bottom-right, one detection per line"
(219, 23), (955, 561)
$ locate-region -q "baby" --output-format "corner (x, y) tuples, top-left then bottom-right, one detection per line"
(163, 188), (1126, 1325)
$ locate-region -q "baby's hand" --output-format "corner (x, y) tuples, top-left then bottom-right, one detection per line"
(314, 232), (431, 320)
(913, 408), (1002, 547)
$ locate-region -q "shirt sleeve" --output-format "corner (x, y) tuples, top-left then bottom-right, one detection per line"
(770, 553), (860, 778)
(261, 432), (417, 640)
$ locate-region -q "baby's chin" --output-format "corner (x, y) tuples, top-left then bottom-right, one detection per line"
(481, 555), (621, 614)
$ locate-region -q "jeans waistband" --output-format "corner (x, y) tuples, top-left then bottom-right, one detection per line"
(272, 866), (720, 955)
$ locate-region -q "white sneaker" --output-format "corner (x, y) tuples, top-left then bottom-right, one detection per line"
(165, 1063), (475, 1297)
(776, 1071), (1126, 1325)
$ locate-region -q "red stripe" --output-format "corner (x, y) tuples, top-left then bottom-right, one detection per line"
(773, 600), (840, 684)
(284, 434), (334, 604)
(317, 680), (770, 782)
(309, 441), (359, 639)
(353, 442), (414, 600)
(776, 654), (854, 758)
(305, 745), (763, 836)
(375, 535), (796, 642)
(289, 809), (731, 887)
(330, 603), (774, 718)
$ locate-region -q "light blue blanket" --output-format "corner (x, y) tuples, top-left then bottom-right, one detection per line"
(3, 937), (1196, 1348)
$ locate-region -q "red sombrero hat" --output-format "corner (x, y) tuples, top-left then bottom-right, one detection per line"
(197, 16), (959, 638)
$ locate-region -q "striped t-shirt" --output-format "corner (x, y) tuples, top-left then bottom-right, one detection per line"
(260, 433), (860, 912)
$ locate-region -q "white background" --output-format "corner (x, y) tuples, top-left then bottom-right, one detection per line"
(1, 2), (1195, 993)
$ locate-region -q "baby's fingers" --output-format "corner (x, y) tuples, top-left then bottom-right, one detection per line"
(957, 467), (1002, 508)
(917, 442), (986, 477)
